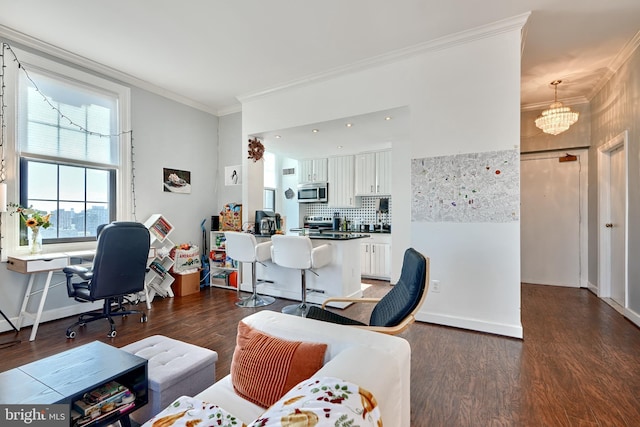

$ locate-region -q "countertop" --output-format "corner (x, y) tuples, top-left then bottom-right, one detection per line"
(306, 232), (370, 240)
(289, 228), (391, 235)
(255, 232), (369, 240)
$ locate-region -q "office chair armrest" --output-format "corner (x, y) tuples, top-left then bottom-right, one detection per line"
(321, 297), (382, 309)
(62, 265), (93, 281)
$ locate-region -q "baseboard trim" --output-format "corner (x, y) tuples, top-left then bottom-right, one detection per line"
(415, 311), (523, 339)
(624, 307), (640, 329)
(0, 302), (102, 334)
(587, 281), (599, 295)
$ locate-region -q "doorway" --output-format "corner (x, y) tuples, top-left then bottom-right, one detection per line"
(598, 131), (628, 308)
(521, 150), (588, 287)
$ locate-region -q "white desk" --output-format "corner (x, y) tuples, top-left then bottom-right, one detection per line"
(6, 251), (95, 341)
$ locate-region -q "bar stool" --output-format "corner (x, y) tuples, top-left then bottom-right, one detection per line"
(224, 231), (275, 307)
(270, 235), (333, 317)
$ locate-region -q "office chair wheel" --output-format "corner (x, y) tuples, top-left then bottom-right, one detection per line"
(141, 313), (148, 323)
(79, 322), (86, 327)
(108, 330), (117, 338)
(66, 330), (76, 339)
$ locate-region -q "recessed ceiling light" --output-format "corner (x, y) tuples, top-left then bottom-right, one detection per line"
(384, 116), (392, 121)
(312, 129), (319, 133)
(345, 123), (353, 128)
(275, 135), (281, 139)
(337, 145), (343, 149)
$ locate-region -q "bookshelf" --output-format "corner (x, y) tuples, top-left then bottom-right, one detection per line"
(143, 214), (176, 309)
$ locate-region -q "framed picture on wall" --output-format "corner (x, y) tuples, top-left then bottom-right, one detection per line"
(225, 165), (241, 186)
(163, 168), (192, 193)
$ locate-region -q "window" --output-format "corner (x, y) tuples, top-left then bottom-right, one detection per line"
(263, 152), (277, 211)
(264, 189), (276, 211)
(7, 47), (131, 251)
(19, 159), (114, 243)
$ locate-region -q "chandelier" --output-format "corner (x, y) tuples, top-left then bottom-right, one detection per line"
(535, 80), (579, 135)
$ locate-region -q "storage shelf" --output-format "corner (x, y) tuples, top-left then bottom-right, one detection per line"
(143, 214), (176, 308)
(209, 231), (238, 290)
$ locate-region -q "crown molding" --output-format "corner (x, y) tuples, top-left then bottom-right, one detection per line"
(217, 104), (242, 117)
(521, 96), (590, 112)
(587, 29), (640, 101)
(238, 12), (531, 104)
(521, 29), (640, 111)
(0, 24), (220, 116)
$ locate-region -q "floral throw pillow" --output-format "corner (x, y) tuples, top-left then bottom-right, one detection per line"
(248, 376), (382, 427)
(141, 396), (245, 427)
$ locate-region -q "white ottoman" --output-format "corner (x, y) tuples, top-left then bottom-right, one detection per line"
(121, 335), (218, 424)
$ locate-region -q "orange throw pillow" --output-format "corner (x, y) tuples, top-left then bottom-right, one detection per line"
(230, 321), (327, 408)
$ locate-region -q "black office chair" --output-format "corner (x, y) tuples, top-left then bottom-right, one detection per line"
(306, 248), (429, 335)
(63, 222), (150, 339)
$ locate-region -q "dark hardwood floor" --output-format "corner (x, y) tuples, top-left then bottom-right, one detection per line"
(1, 282), (640, 426)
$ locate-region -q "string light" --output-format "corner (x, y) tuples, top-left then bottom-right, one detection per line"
(0, 43), (139, 232)
(0, 44), (6, 259)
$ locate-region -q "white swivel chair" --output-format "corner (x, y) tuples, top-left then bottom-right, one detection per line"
(224, 231), (275, 307)
(270, 235), (333, 317)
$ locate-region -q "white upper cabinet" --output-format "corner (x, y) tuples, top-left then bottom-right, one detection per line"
(355, 150), (391, 196)
(328, 155), (360, 208)
(298, 158), (328, 183)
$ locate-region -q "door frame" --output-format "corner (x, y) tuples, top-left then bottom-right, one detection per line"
(597, 130), (628, 303)
(521, 149), (588, 287)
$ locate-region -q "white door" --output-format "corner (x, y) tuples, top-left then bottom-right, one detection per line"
(521, 154), (582, 287)
(609, 145), (626, 305)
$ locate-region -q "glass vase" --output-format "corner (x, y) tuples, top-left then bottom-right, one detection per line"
(29, 227), (43, 255)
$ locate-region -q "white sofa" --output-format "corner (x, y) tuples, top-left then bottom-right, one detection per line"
(194, 310), (411, 427)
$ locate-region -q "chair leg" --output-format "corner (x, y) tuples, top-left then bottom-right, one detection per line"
(66, 297), (147, 339)
(282, 269), (313, 317)
(0, 309), (21, 348)
(236, 261), (275, 307)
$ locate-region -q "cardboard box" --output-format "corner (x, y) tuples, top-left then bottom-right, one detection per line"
(171, 271), (201, 296)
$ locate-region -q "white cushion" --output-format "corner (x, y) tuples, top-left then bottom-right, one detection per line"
(194, 376), (264, 425)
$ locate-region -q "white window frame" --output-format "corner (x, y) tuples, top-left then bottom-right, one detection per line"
(2, 47), (131, 257)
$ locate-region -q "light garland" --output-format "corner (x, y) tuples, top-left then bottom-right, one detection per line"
(0, 43), (138, 221)
(1, 44), (7, 259)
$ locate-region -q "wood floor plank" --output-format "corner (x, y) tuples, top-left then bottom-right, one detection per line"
(1, 282), (640, 426)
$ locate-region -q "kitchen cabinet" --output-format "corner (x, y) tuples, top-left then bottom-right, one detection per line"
(360, 234), (391, 279)
(143, 214), (176, 309)
(327, 155), (361, 208)
(299, 158), (328, 183)
(355, 150), (391, 196)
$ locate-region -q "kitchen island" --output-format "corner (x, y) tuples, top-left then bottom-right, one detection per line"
(247, 232), (369, 308)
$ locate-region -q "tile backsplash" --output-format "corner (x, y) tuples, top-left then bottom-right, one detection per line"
(305, 196), (392, 227)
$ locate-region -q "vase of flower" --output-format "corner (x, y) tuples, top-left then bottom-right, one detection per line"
(9, 203), (51, 254)
(28, 226), (43, 254)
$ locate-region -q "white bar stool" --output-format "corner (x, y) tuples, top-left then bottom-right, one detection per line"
(224, 231), (275, 307)
(270, 235), (332, 317)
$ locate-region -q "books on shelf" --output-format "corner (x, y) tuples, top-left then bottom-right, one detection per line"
(150, 217), (172, 240)
(149, 260), (168, 277)
(72, 380), (136, 427)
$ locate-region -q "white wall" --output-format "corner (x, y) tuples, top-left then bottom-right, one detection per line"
(589, 44), (640, 324)
(240, 17), (526, 337)
(217, 112), (243, 209)
(131, 87), (219, 244)
(279, 157), (303, 231)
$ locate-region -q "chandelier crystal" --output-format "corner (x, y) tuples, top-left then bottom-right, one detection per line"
(535, 80), (579, 135)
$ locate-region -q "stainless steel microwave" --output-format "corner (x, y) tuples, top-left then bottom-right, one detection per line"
(297, 182), (328, 203)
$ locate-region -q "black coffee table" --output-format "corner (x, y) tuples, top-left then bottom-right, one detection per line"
(0, 341), (148, 427)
